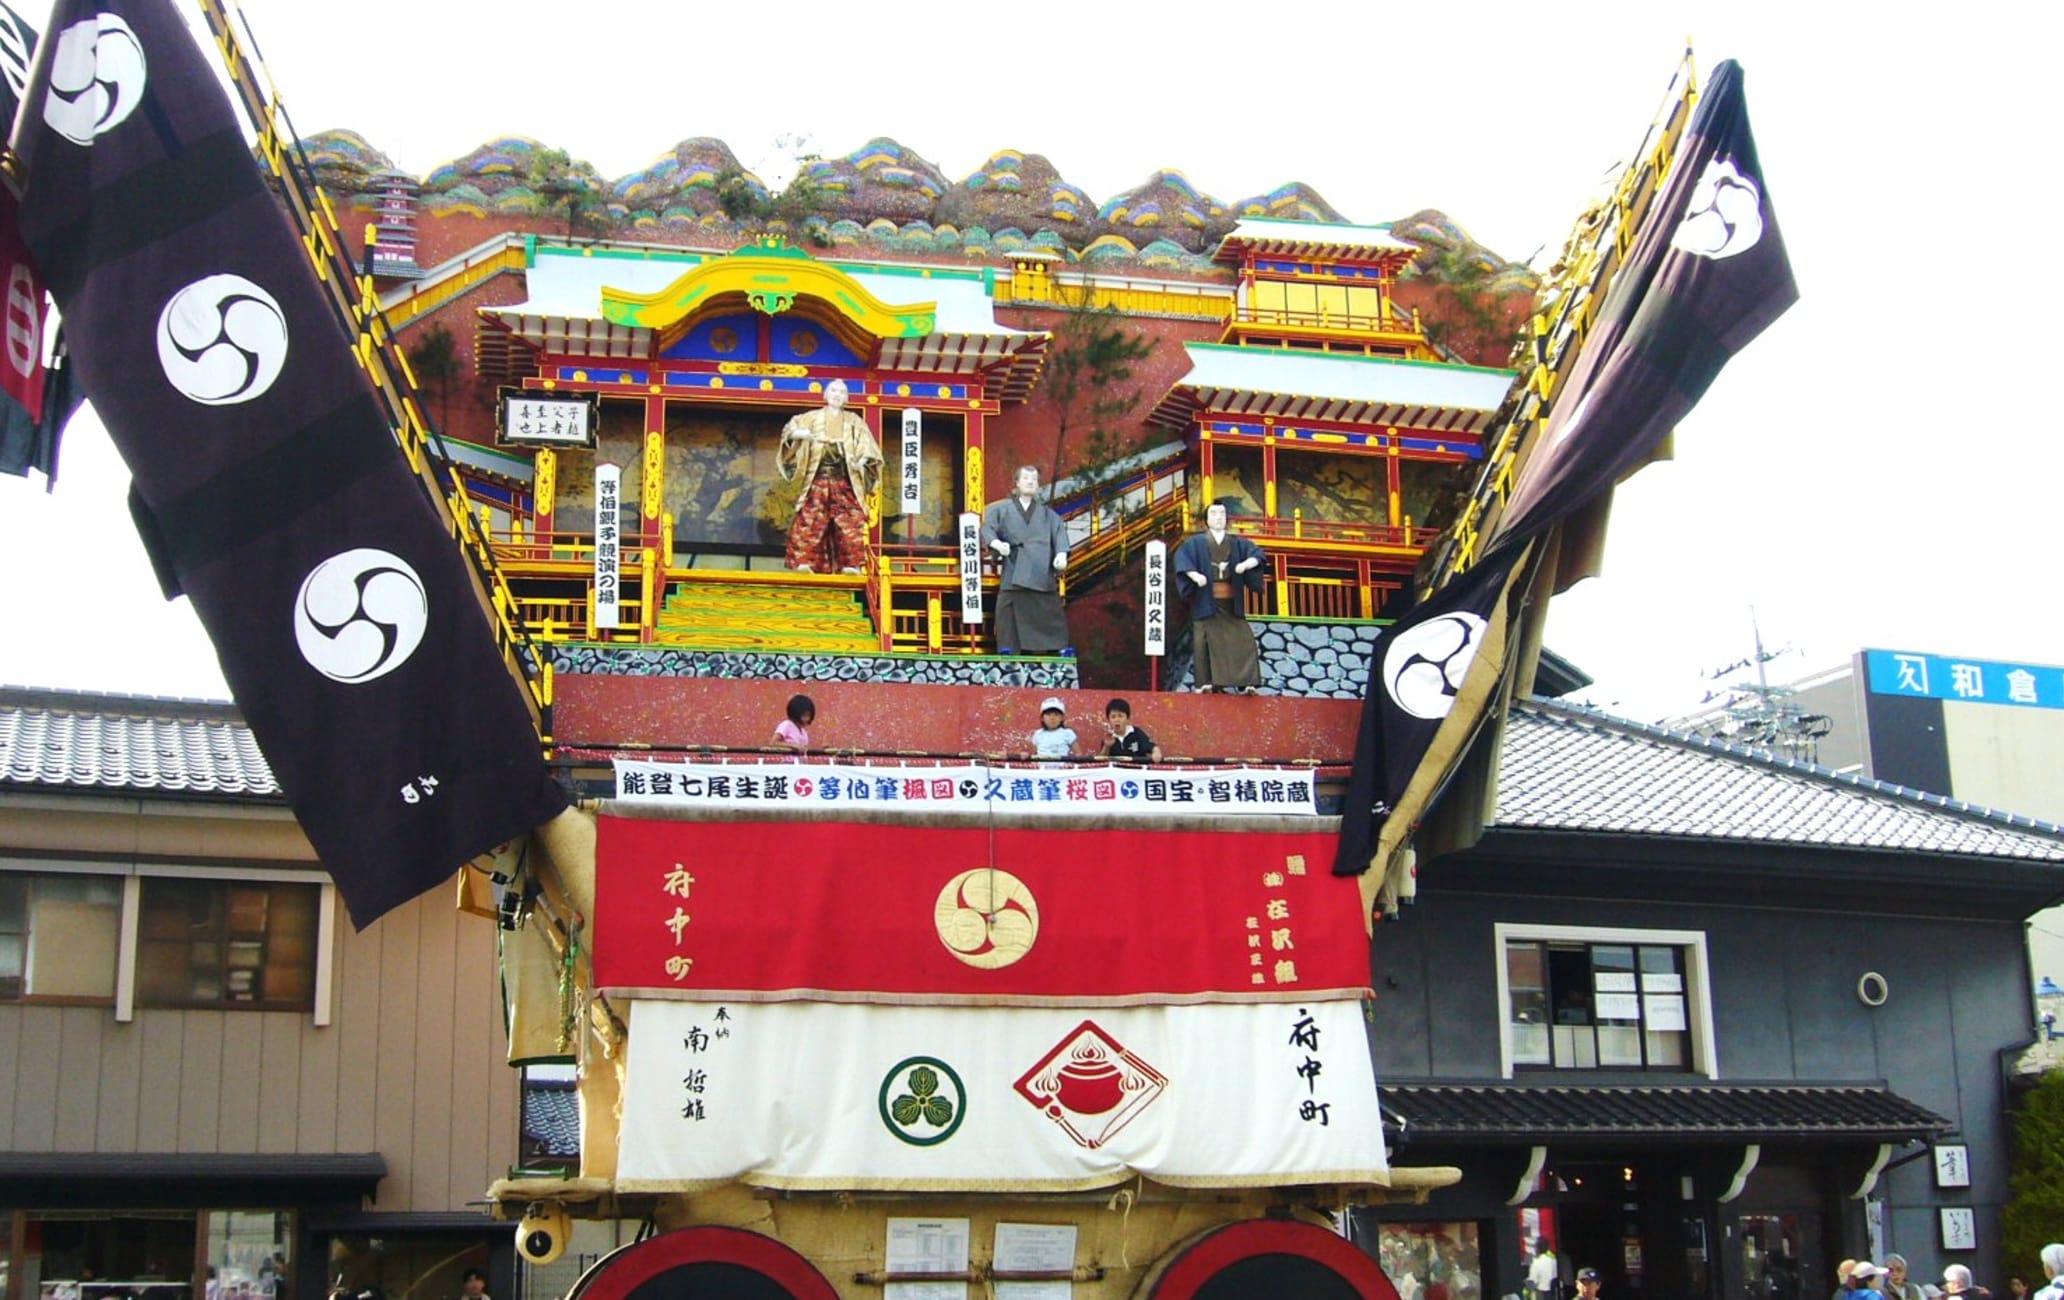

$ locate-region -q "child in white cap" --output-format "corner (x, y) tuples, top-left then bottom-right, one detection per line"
(1030, 697), (1078, 765)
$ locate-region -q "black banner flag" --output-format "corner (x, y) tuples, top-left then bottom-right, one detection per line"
(13, 0), (566, 925)
(1332, 545), (1526, 877)
(1338, 60), (1797, 881)
(1491, 59), (1797, 549)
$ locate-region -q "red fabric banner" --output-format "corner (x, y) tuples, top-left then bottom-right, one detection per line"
(593, 815), (1372, 1005)
(0, 190), (48, 423)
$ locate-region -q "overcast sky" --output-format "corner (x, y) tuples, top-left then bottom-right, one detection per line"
(2, 1), (2056, 722)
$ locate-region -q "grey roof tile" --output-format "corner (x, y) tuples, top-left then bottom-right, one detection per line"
(521, 1080), (580, 1158)
(0, 686), (279, 798)
(1384, 1082), (1950, 1143)
(1501, 700), (2064, 861)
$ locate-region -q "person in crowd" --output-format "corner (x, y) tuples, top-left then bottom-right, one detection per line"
(1835, 1262), (1859, 1300)
(1173, 501), (1266, 692)
(1525, 1240), (1558, 1300)
(457, 1271), (489, 1300)
(1885, 1257), (1926, 1300)
(775, 694), (815, 752)
(1575, 1267), (1603, 1300)
(1030, 697), (1077, 764)
(2011, 1280), (2030, 1300)
(1944, 1264), (1993, 1300)
(981, 466), (1071, 655)
(1850, 1263), (1887, 1298)
(1099, 697), (1161, 763)
(2033, 1245), (2064, 1300)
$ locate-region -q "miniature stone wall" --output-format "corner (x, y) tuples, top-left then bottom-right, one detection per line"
(1164, 621), (1378, 699)
(551, 646), (1079, 689)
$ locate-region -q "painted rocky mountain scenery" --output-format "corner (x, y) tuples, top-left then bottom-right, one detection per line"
(300, 129), (1537, 294)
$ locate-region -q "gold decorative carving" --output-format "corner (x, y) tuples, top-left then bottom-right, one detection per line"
(716, 361), (808, 378)
(642, 431), (664, 519)
(534, 449), (557, 513)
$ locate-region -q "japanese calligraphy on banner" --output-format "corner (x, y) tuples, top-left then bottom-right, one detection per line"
(1865, 647), (2064, 710)
(497, 388), (598, 448)
(617, 999), (1387, 1192)
(594, 463), (622, 628)
(1143, 540), (1167, 657)
(957, 513), (983, 623)
(592, 815), (1366, 1004)
(612, 759), (1317, 817)
(899, 408), (923, 516)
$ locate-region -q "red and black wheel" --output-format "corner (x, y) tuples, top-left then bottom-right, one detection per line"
(1137, 1218), (1402, 1300)
(566, 1226), (838, 1300)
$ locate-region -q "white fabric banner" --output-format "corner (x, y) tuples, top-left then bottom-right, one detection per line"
(594, 462), (622, 629)
(1143, 540), (1167, 657)
(957, 513), (983, 623)
(899, 408), (923, 516)
(612, 759), (1319, 817)
(618, 1000), (1386, 1192)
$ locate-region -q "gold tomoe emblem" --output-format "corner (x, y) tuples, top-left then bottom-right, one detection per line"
(934, 868), (1039, 969)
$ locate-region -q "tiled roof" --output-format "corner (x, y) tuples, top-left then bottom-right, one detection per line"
(522, 1080), (580, 1158)
(1500, 700), (2064, 861)
(0, 686), (279, 798)
(1383, 1083), (1951, 1144)
(1216, 218), (1421, 259)
(1148, 343), (1515, 435)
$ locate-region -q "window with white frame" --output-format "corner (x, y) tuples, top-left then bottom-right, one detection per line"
(1496, 923), (1715, 1077)
(0, 864), (335, 1020)
(0, 872), (123, 1001)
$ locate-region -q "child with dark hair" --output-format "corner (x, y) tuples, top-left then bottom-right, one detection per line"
(775, 695), (815, 752)
(1099, 697), (1161, 763)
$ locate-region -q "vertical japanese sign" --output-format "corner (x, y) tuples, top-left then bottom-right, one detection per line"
(594, 462), (622, 629)
(899, 408), (923, 517)
(1143, 539), (1167, 656)
(957, 512), (983, 624)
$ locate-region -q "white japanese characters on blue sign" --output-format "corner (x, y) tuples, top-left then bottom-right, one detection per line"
(1866, 649), (2064, 710)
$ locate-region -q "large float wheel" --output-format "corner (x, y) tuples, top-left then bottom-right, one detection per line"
(1134, 1218), (1402, 1300)
(564, 1225), (839, 1300)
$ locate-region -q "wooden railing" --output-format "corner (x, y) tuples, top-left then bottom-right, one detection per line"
(1232, 305), (1424, 337)
(1053, 460), (1190, 587)
(1431, 53), (1699, 583)
(994, 267), (1233, 322)
(197, 0), (553, 736)
(1233, 512), (1437, 550)
(379, 233), (529, 329)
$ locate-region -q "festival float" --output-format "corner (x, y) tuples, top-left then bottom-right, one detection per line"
(2, 1), (1784, 1294)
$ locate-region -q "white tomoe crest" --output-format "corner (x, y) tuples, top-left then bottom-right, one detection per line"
(294, 549), (430, 684)
(42, 13), (146, 145)
(156, 275), (290, 405)
(1382, 611), (1489, 721)
(1670, 157), (1764, 260)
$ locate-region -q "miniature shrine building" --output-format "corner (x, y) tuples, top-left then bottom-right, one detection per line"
(461, 221), (1513, 658)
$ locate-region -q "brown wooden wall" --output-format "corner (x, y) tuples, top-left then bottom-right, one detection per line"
(0, 798), (520, 1214)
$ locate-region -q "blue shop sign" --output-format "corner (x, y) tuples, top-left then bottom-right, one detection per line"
(1864, 648), (2064, 709)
